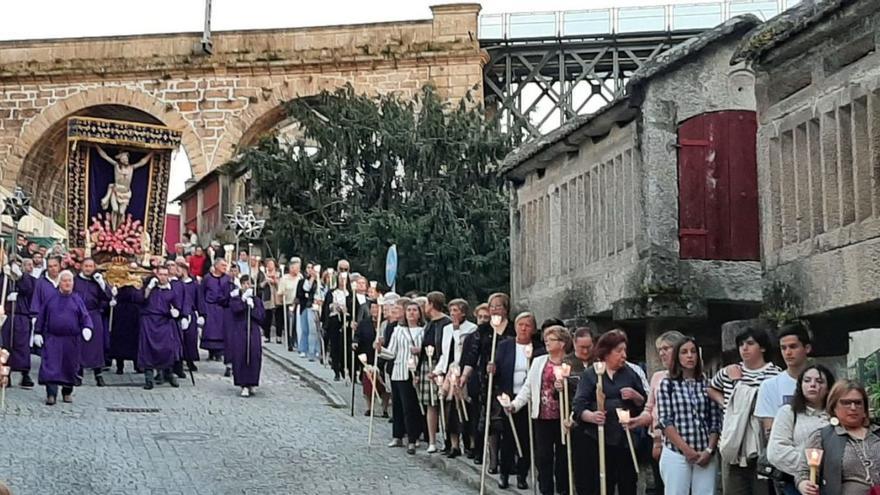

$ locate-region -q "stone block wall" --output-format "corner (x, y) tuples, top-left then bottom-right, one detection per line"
(753, 1), (880, 319)
(511, 122), (644, 319)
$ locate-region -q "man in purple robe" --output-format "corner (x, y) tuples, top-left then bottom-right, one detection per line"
(228, 275), (265, 397)
(199, 258), (231, 364)
(73, 258), (112, 387)
(176, 259), (200, 372)
(166, 260), (188, 380)
(35, 270), (94, 405)
(109, 279), (143, 374)
(30, 255), (61, 325)
(1, 258), (36, 388)
(139, 266), (183, 389)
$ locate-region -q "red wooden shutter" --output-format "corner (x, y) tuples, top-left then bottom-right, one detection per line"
(678, 110), (759, 261)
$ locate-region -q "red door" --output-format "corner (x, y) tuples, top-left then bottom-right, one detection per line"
(678, 110), (759, 261)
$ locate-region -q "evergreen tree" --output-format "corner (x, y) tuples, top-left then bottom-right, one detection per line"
(236, 84), (513, 302)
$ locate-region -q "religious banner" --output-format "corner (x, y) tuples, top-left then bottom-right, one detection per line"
(65, 117), (181, 284)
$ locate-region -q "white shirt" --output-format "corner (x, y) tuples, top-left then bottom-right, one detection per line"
(513, 343), (529, 394)
(755, 371), (797, 419)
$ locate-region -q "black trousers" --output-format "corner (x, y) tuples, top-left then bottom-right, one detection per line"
(534, 418), (569, 495)
(261, 306), (276, 339)
(499, 407), (531, 477)
(583, 435), (637, 495)
(325, 316), (344, 374)
(571, 430), (592, 495)
(391, 380), (423, 444)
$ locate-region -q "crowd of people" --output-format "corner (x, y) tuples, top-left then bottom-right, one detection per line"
(1, 234), (879, 495)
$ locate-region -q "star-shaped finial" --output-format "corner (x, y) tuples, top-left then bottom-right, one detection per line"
(225, 205), (265, 240)
(2, 187), (31, 223)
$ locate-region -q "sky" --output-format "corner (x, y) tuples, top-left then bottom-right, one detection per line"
(1, 0), (702, 40)
(0, 0), (710, 213)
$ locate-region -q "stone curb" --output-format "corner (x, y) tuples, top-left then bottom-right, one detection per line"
(262, 346), (348, 408)
(263, 345), (522, 495)
(413, 449), (520, 495)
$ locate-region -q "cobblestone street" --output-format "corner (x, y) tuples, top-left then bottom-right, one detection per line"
(0, 354), (475, 495)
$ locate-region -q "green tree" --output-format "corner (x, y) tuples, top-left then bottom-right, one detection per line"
(236, 84), (513, 302)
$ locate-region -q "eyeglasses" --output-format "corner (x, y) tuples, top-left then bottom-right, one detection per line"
(838, 399), (865, 409)
(489, 304), (505, 310)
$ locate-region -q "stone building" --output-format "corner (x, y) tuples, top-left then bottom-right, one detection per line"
(501, 16), (763, 364)
(732, 0), (880, 356)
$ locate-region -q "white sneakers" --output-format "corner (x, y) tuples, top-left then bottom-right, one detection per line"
(426, 444), (437, 454)
(298, 352), (306, 358)
(388, 438), (403, 448)
(240, 387), (250, 397)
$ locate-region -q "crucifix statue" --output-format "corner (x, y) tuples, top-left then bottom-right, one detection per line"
(95, 145), (154, 229)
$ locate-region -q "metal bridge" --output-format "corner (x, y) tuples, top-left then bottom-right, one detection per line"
(480, 0), (799, 139)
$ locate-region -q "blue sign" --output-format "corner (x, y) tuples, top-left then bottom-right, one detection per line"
(385, 244), (398, 289)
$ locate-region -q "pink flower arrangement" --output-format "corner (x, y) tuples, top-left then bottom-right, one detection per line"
(88, 213), (144, 256)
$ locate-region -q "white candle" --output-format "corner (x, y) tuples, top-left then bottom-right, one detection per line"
(616, 408), (631, 424)
(523, 344), (533, 359)
(553, 365), (564, 380)
(593, 361), (606, 375)
(497, 393), (511, 407)
(358, 353), (368, 365)
(425, 345), (435, 358)
(561, 363), (571, 377)
(491, 315), (502, 326)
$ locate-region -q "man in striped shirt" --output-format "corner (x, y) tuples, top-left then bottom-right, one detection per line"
(708, 327), (780, 495)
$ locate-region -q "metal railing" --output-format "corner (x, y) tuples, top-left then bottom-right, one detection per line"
(479, 0), (798, 39)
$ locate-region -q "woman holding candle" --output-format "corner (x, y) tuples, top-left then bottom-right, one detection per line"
(656, 336), (722, 495)
(796, 380), (880, 495)
(767, 365), (834, 495)
(506, 325), (572, 495)
(572, 329), (646, 495)
(432, 298), (477, 459)
(377, 300), (425, 454)
(490, 312), (539, 489)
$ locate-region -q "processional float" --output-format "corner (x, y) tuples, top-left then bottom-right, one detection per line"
(65, 117), (182, 286)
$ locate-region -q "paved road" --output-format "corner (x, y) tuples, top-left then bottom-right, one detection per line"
(0, 354), (475, 495)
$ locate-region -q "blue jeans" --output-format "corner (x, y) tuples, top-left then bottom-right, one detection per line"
(298, 310), (320, 359)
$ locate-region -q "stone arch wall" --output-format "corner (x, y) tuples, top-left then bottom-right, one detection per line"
(4, 86), (203, 190)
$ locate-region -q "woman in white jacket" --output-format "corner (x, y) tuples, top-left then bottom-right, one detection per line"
(504, 325), (572, 495)
(432, 298), (478, 458)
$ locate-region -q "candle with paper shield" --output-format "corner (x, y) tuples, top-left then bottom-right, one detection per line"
(554, 365), (567, 446)
(480, 313), (503, 495)
(524, 342), (537, 494)
(593, 361), (607, 495)
(497, 393), (523, 457)
(616, 408), (640, 474)
(0, 348), (9, 408)
(425, 345), (437, 407)
(561, 362), (574, 495)
(806, 448), (823, 484)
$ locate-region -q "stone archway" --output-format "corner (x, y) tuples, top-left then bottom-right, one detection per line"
(4, 87), (204, 218)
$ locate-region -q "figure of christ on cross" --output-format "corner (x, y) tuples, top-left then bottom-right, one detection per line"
(95, 146), (154, 229)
